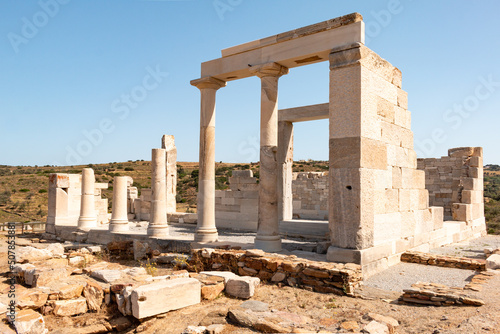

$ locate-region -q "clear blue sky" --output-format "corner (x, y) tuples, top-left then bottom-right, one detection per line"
(1, 0), (499, 166)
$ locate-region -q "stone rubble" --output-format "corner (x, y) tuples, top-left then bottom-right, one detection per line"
(9, 309), (48, 334)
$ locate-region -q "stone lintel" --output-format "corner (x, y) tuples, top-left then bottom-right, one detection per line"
(190, 76), (226, 90)
(200, 21), (364, 81)
(222, 13), (363, 57)
(278, 103), (329, 123)
(329, 43), (402, 88)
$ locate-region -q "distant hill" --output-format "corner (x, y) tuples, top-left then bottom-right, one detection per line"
(0, 159), (329, 225)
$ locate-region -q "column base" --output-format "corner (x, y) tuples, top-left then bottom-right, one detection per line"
(77, 217), (97, 230)
(45, 223), (56, 234)
(194, 229), (218, 243)
(147, 225), (169, 238)
(109, 220), (129, 233)
(254, 235), (282, 252)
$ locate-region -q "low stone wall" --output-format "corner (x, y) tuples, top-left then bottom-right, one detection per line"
(292, 172), (328, 220)
(189, 248), (362, 296)
(401, 251), (486, 271)
(401, 282), (484, 306)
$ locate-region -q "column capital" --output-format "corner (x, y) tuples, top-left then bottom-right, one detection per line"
(250, 62), (289, 78)
(190, 76), (226, 90)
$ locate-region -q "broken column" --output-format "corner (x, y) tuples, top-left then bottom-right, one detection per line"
(147, 148), (169, 237)
(161, 135), (177, 214)
(250, 62), (289, 252)
(109, 176), (129, 232)
(77, 168), (97, 230)
(191, 76), (226, 242)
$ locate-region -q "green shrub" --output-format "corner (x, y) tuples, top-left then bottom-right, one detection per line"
(19, 189), (30, 193)
(38, 189), (47, 194)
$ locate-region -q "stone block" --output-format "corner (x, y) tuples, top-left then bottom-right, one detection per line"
(373, 213), (401, 245)
(462, 177), (483, 191)
(469, 156), (483, 167)
(385, 189), (399, 213)
(91, 270), (122, 283)
(452, 203), (472, 221)
(58, 284), (84, 300)
(448, 147), (482, 158)
(398, 189), (411, 212)
(49, 173), (70, 188)
(131, 278), (201, 319)
(486, 254), (500, 270)
(414, 209), (434, 234)
(225, 276), (260, 299)
(84, 280), (104, 312)
(52, 297), (88, 316)
(377, 97), (395, 123)
(430, 206), (444, 230)
(392, 167), (402, 189)
(397, 89), (408, 109)
(232, 170), (253, 178)
(472, 203), (484, 219)
(10, 309), (47, 334)
(394, 106), (411, 129)
(462, 190), (483, 204)
(330, 137), (387, 169)
(469, 167), (483, 179)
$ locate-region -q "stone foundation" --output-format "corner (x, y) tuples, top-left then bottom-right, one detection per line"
(189, 248), (362, 296)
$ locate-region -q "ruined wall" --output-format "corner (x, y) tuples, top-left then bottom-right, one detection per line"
(215, 170), (259, 230)
(418, 147), (484, 223)
(46, 173), (109, 232)
(292, 172), (328, 220)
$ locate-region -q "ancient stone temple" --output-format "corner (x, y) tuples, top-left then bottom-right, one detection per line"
(190, 13), (486, 275)
(46, 13), (486, 277)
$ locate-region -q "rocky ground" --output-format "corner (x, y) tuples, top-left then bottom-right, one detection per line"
(1, 233), (500, 334)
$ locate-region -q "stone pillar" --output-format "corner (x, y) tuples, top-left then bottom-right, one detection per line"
(109, 176), (129, 232)
(250, 62), (289, 252)
(278, 121), (294, 221)
(190, 76), (226, 242)
(147, 148), (169, 237)
(77, 168), (97, 230)
(161, 135), (177, 214)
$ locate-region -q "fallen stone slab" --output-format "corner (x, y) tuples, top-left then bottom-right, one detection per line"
(131, 278), (201, 319)
(206, 324), (225, 334)
(486, 254), (500, 270)
(9, 309), (48, 334)
(91, 269), (122, 283)
(16, 246), (53, 263)
(51, 297), (88, 316)
(18, 290), (49, 309)
(25, 267), (70, 287)
(226, 276), (260, 299)
(182, 326), (206, 334)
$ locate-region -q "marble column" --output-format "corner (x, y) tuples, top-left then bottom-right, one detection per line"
(250, 62), (289, 252)
(109, 176), (129, 232)
(77, 168), (97, 230)
(190, 76), (226, 242)
(147, 148), (169, 237)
